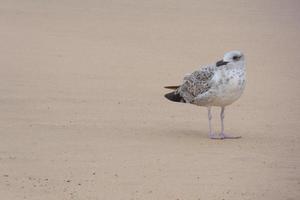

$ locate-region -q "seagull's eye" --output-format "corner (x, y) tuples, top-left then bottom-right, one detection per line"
(233, 55), (240, 60)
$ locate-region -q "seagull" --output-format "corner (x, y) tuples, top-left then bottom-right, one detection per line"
(164, 50), (246, 139)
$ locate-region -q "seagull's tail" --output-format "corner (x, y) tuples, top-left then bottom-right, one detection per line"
(164, 91), (185, 103)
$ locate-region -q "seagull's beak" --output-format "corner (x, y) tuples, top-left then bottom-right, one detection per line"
(216, 60), (229, 67)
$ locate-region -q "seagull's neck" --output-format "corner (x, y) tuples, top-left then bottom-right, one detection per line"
(230, 61), (245, 70)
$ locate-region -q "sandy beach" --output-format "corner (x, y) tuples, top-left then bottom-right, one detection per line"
(0, 0), (300, 199)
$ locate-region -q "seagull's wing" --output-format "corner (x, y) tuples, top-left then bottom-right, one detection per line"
(177, 65), (216, 103)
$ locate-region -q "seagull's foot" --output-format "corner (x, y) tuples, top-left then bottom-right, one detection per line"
(209, 133), (223, 140)
(209, 133), (241, 140)
(219, 132), (241, 139)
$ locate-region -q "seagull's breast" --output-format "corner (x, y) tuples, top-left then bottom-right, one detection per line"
(211, 67), (246, 106)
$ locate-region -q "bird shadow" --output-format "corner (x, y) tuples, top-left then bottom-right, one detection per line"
(159, 127), (242, 140)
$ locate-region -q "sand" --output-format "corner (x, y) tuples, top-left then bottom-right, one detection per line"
(0, 0), (300, 199)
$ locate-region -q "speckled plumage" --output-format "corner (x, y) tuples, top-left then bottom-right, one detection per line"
(164, 50), (246, 139)
(175, 55), (246, 107)
(175, 64), (215, 103)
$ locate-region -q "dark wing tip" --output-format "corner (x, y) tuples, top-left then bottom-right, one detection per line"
(164, 85), (180, 90)
(164, 91), (185, 103)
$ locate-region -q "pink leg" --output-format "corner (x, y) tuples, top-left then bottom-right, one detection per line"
(219, 107), (241, 139)
(207, 107), (220, 139)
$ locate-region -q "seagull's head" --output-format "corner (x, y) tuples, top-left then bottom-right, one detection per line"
(216, 50), (245, 67)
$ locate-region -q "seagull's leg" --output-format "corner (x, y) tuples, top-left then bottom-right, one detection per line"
(208, 107), (219, 139)
(219, 106), (241, 139)
(220, 106), (225, 137)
